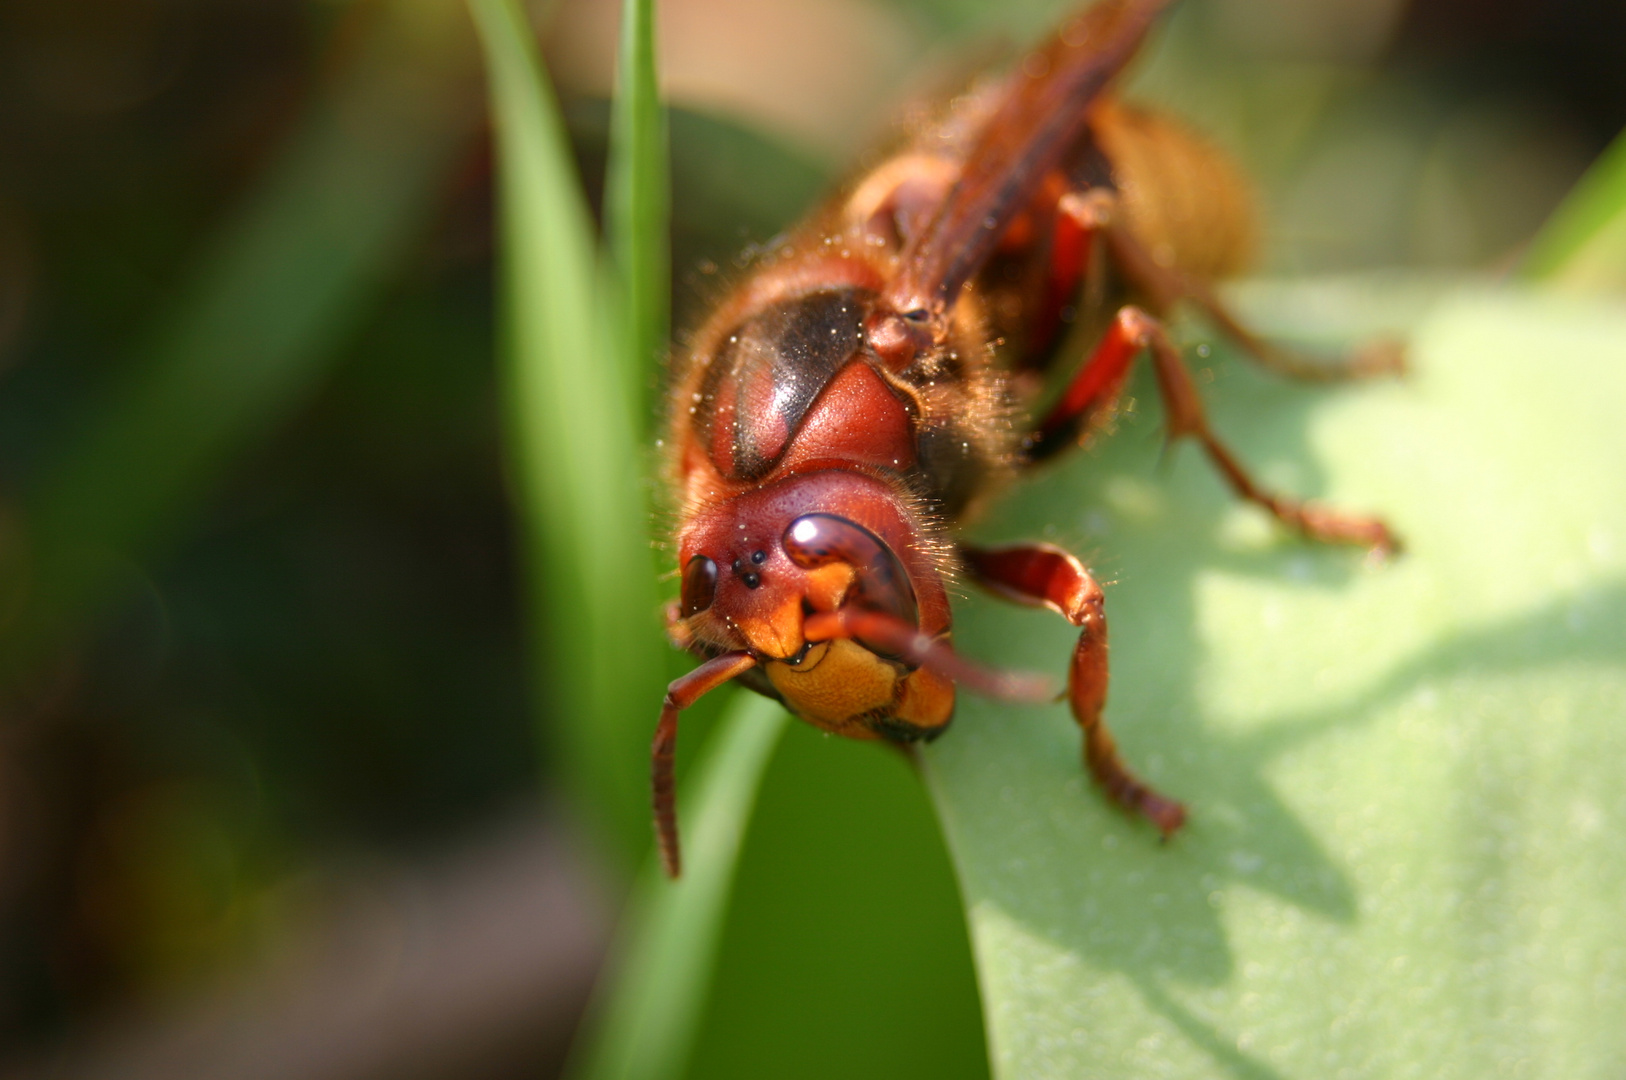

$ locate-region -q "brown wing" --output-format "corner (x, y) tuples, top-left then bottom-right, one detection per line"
(882, 0), (1175, 327)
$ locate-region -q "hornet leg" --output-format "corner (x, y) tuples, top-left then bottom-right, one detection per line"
(1025, 304), (1400, 555)
(960, 542), (1186, 837)
(653, 651), (758, 878)
(1072, 188), (1406, 382)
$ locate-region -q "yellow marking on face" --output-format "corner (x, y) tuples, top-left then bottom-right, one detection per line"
(765, 639), (899, 737)
(733, 600), (807, 660)
(894, 664), (955, 732)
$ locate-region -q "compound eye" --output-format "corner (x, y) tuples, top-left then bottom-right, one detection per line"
(680, 555), (718, 617)
(782, 513), (918, 626)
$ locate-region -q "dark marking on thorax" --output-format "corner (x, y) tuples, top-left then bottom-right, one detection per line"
(695, 287), (872, 481)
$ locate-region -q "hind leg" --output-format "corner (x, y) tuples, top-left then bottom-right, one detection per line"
(1025, 303), (1400, 555)
(1068, 188), (1406, 382)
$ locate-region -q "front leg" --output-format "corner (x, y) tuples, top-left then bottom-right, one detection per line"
(653, 651), (760, 878)
(961, 542), (1186, 837)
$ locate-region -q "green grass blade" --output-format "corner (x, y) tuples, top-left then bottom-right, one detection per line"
(468, 0), (666, 863)
(3, 0), (478, 680)
(1522, 126), (1626, 289)
(606, 0), (669, 417)
(568, 694), (788, 1080)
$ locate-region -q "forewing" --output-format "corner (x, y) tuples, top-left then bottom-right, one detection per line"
(883, 0), (1175, 324)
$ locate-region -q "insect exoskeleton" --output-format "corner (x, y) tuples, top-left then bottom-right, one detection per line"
(653, 0), (1399, 879)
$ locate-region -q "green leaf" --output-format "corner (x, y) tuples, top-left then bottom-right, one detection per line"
(682, 716), (988, 1080)
(1523, 127), (1626, 290)
(568, 693), (788, 1080)
(923, 280), (1626, 1077)
(469, 0), (666, 863)
(606, 0), (669, 416)
(477, 4), (787, 1074)
(3, 0), (479, 680)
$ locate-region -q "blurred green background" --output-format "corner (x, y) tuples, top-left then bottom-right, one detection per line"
(0, 0), (1619, 1076)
